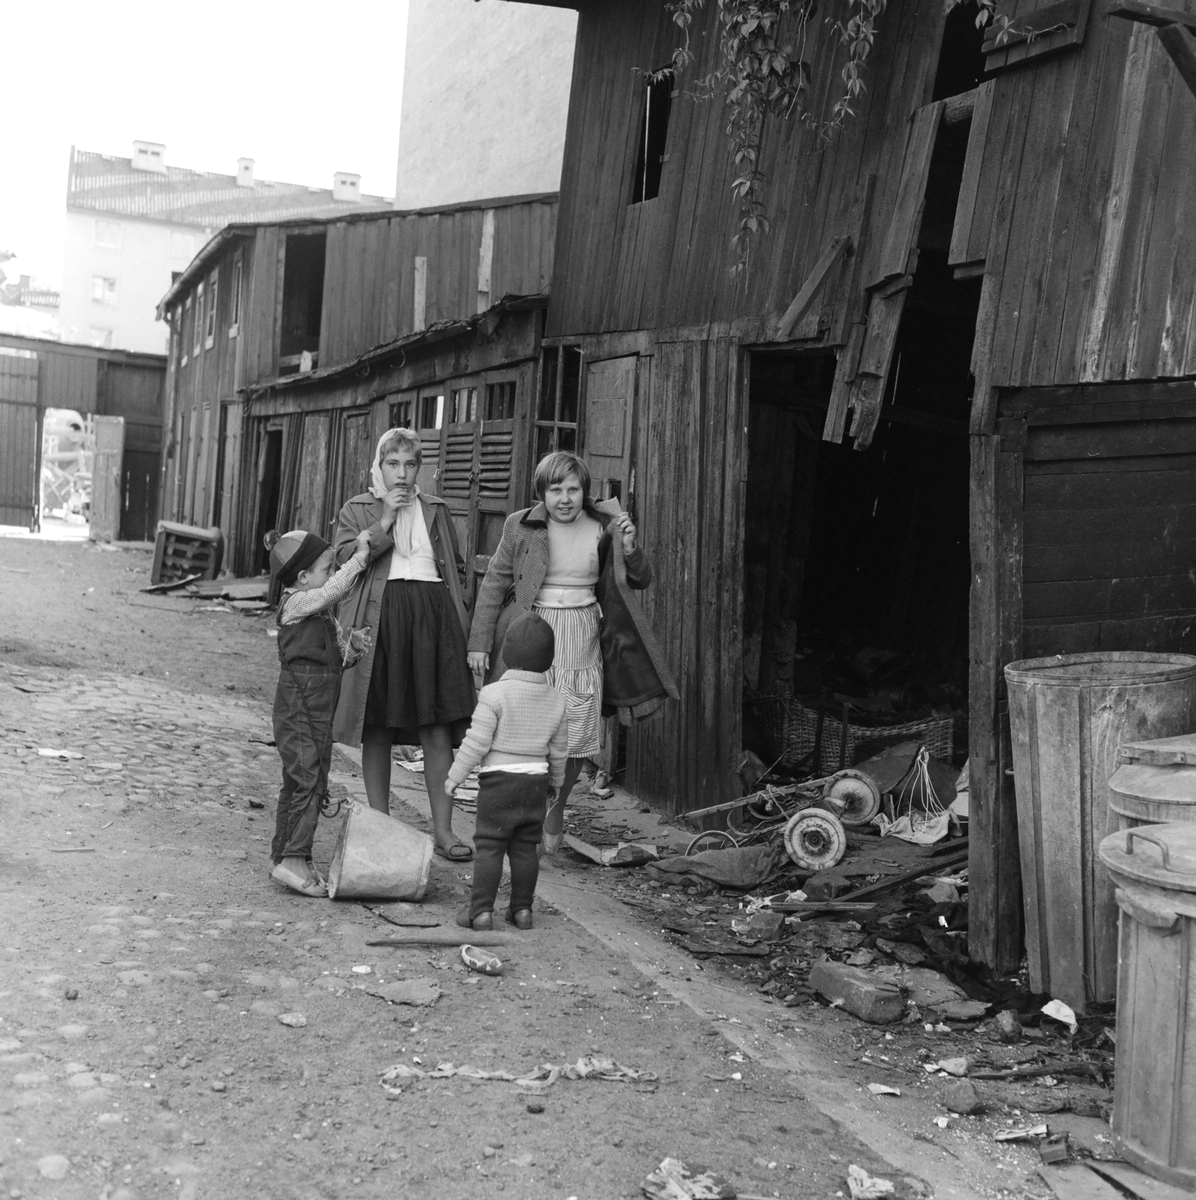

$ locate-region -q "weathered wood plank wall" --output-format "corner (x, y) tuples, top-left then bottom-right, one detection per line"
(318, 199), (556, 369)
(548, 0), (948, 340)
(626, 338), (745, 813)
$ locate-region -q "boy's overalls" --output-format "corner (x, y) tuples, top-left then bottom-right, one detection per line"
(271, 605), (342, 863)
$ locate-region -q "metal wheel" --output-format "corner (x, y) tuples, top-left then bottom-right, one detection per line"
(821, 769), (882, 827)
(783, 808), (848, 871)
(685, 830), (739, 856)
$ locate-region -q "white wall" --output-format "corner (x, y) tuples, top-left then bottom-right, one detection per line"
(396, 0), (576, 210)
(59, 212), (208, 354)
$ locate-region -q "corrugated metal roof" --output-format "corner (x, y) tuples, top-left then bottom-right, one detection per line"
(67, 148), (392, 227)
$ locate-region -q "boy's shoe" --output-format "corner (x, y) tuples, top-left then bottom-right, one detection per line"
(456, 905), (493, 931)
(270, 863), (328, 897)
(507, 908), (534, 930)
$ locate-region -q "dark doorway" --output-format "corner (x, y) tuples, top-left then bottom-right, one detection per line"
(743, 252), (980, 771)
(254, 427), (284, 573)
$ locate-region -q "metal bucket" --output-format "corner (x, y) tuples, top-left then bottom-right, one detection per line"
(1099, 824), (1196, 1189)
(1004, 652), (1196, 1009)
(327, 801), (434, 901)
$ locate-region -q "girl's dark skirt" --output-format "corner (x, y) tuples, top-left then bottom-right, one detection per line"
(365, 579), (475, 745)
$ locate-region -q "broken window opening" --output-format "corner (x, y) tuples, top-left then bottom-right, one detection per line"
(631, 74), (672, 204)
(931, 2), (988, 101)
(536, 346), (582, 460)
(279, 232), (326, 371)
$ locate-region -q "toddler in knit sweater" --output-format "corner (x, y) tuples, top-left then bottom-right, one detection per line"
(446, 612), (567, 931)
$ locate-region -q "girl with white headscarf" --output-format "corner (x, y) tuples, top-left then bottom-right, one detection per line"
(330, 428), (476, 862)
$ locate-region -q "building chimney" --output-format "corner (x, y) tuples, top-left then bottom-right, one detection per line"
(237, 157), (255, 187)
(332, 172), (362, 203)
(132, 140), (167, 174)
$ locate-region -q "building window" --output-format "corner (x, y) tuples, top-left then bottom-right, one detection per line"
(419, 392), (444, 431)
(229, 254), (243, 334)
(536, 346), (581, 460)
(95, 220), (121, 249)
(632, 74), (672, 204)
(193, 283), (204, 355)
(485, 380), (517, 421)
(205, 269), (218, 348)
(88, 327), (114, 349)
(388, 398), (413, 428)
(91, 275), (117, 305)
(450, 386), (477, 425)
(182, 295), (191, 364)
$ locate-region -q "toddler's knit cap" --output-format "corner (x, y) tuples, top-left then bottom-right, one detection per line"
(264, 529), (331, 587)
(502, 612), (555, 673)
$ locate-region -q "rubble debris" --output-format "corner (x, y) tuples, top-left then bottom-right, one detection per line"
(969, 1061), (1101, 1081)
(640, 1157), (736, 1200)
(364, 978), (441, 1007)
(1038, 1133), (1071, 1164)
(994, 1124), (1049, 1143)
(867, 1083), (901, 1096)
(38, 748), (83, 760)
(380, 1056), (657, 1097)
(277, 1012), (307, 1027)
(942, 1079), (984, 1115)
(924, 1057), (971, 1076)
(564, 834), (659, 867)
(808, 960), (905, 1024)
(846, 1164), (895, 1199)
(648, 843), (789, 890)
(1042, 1000), (1078, 1034)
(994, 1009), (1022, 1042)
(364, 902), (440, 928)
(730, 912), (786, 940)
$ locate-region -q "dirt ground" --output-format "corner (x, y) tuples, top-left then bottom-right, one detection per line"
(0, 536), (1109, 1200)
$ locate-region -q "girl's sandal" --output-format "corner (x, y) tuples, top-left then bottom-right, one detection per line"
(460, 944), (504, 976)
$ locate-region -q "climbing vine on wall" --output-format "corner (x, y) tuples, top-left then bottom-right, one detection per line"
(661, 0), (998, 274)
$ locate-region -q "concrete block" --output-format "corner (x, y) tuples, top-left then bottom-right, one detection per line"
(808, 959), (906, 1024)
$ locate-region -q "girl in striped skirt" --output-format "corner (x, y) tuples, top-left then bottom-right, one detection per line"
(468, 452), (651, 853)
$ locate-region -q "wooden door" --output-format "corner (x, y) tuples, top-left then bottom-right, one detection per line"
(583, 355), (638, 509)
(339, 409), (373, 506)
(472, 373), (520, 599)
(0, 354), (40, 529)
(415, 386), (444, 495)
(440, 382), (480, 589)
(294, 413), (332, 537)
(90, 415), (125, 543)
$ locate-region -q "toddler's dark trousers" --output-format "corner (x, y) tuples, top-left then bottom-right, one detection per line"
(470, 771), (548, 921)
(271, 665), (341, 863)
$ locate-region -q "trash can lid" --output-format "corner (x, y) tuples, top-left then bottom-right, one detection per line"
(1099, 823), (1196, 890)
(1110, 763), (1196, 806)
(1120, 731), (1196, 766)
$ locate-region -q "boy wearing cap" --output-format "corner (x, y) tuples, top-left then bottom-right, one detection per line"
(447, 612), (567, 930)
(266, 526), (372, 896)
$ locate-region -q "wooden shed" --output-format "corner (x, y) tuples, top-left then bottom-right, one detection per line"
(156, 194), (557, 577)
(0, 333), (165, 538)
(511, 0), (1196, 971)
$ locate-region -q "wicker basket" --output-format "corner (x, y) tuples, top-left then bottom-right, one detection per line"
(751, 694), (957, 770)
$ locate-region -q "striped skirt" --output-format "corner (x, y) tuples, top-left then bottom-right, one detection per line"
(533, 602), (602, 759)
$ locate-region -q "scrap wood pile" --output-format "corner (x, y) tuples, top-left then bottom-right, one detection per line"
(140, 575), (271, 613)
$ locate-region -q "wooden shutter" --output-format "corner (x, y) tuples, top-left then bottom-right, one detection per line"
(0, 354), (39, 528)
(983, 0), (1092, 71)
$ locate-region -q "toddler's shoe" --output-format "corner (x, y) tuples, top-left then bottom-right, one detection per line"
(506, 908), (533, 930)
(456, 905), (493, 931)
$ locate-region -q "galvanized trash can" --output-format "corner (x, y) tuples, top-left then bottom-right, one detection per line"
(1099, 824), (1196, 1189)
(1004, 652), (1196, 1009)
(1112, 732), (1196, 831)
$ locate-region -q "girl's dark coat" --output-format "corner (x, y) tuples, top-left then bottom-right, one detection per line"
(331, 492), (469, 747)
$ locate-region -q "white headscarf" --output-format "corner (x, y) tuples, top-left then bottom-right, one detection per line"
(370, 428), (422, 557)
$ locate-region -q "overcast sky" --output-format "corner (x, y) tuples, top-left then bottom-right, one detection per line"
(1, 0), (409, 289)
